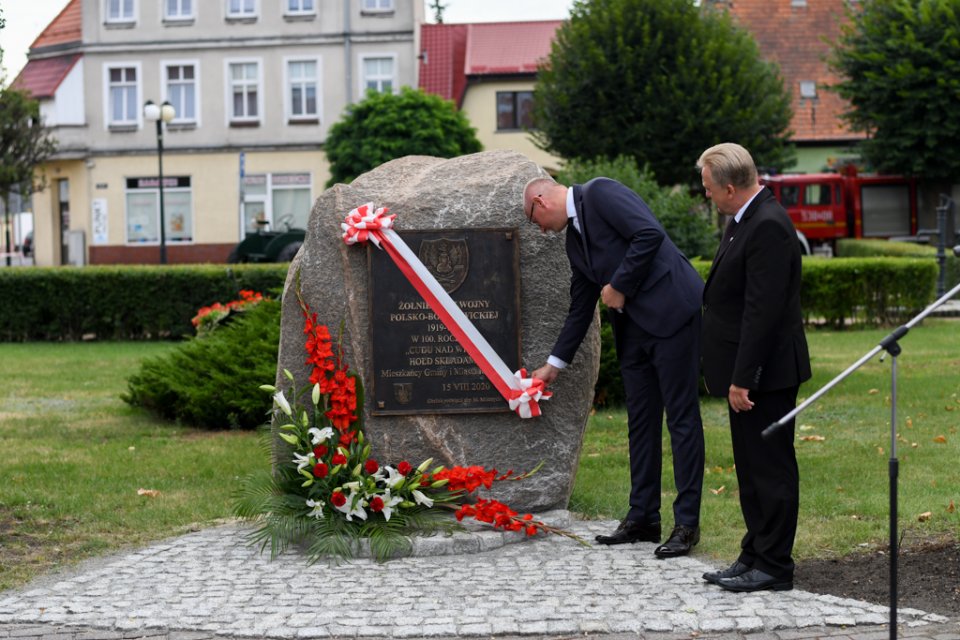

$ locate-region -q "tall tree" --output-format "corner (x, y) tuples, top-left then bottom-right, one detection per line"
(829, 0), (960, 180)
(0, 88), (58, 263)
(533, 0), (794, 185)
(324, 87), (481, 187)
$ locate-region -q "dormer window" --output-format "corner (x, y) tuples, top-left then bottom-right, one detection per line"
(800, 81), (817, 99)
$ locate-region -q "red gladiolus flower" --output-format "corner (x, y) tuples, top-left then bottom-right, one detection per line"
(330, 491), (347, 507)
(397, 461), (412, 475)
(369, 496), (384, 512)
(331, 452), (347, 466)
(313, 444), (328, 458)
(338, 430), (356, 446)
(525, 524), (538, 536)
(364, 459), (379, 474)
(433, 466), (498, 493)
(313, 462), (328, 478)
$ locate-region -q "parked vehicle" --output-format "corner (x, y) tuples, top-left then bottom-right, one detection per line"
(227, 215), (305, 263)
(761, 166), (918, 255)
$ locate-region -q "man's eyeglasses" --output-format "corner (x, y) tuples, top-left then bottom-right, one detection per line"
(527, 194), (541, 224)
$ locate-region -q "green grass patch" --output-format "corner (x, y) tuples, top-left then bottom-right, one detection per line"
(571, 319), (960, 561)
(1, 322), (958, 589)
(0, 342), (265, 591)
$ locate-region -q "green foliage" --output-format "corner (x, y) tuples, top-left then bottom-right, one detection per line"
(122, 298), (282, 429)
(838, 238), (960, 288)
(0, 87), (58, 212)
(0, 263), (288, 341)
(829, 0), (960, 179)
(533, 0), (794, 185)
(324, 87), (482, 187)
(557, 155), (718, 260)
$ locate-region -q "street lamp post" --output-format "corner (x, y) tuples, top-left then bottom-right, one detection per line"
(143, 100), (176, 264)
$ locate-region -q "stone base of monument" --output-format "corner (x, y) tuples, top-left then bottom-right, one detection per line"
(299, 509), (574, 561)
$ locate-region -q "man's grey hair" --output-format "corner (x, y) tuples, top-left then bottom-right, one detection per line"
(696, 143), (758, 190)
(523, 177), (558, 202)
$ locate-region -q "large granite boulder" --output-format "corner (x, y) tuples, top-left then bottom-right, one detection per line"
(277, 150), (601, 511)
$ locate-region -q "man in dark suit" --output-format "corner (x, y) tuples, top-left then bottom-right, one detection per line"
(523, 176), (705, 558)
(697, 143), (811, 592)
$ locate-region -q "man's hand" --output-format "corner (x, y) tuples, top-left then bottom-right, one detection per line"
(601, 284), (625, 311)
(532, 363), (560, 385)
(728, 384), (754, 413)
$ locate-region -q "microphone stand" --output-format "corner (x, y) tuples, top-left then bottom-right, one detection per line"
(762, 278), (960, 640)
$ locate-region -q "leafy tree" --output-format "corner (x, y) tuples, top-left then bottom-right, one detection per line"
(533, 0), (794, 185)
(0, 87), (58, 262)
(829, 0), (960, 180)
(324, 87), (482, 187)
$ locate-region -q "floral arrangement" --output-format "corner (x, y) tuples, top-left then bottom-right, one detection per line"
(191, 290), (266, 337)
(233, 280), (581, 562)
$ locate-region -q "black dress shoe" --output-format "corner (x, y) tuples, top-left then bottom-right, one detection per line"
(594, 519), (661, 545)
(702, 560), (751, 584)
(654, 525), (700, 558)
(716, 568), (793, 592)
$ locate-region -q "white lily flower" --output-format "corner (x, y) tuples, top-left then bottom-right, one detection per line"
(374, 465), (405, 488)
(308, 426), (334, 445)
(293, 452), (314, 472)
(312, 383), (321, 406)
(273, 391), (292, 416)
(411, 489), (434, 508)
(378, 489), (404, 522)
(306, 498), (325, 519)
(333, 487), (367, 522)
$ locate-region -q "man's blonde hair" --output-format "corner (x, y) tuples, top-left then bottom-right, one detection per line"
(696, 143), (758, 190)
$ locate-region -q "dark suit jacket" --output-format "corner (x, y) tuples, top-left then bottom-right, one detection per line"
(701, 187), (811, 396)
(551, 178), (705, 364)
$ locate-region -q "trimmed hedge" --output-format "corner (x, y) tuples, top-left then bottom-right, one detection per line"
(0, 264), (289, 341)
(837, 238), (960, 294)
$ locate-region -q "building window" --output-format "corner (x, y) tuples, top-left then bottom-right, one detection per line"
(106, 0), (135, 22)
(287, 59), (319, 120)
(106, 65), (139, 126)
(361, 56), (395, 94)
(286, 0), (315, 14)
(125, 176), (193, 244)
(791, 0), (807, 6)
(165, 63), (198, 123)
(241, 173), (312, 234)
(799, 80), (817, 99)
(165, 0), (193, 20)
(228, 61), (261, 123)
(362, 0), (393, 11)
(227, 0), (256, 18)
(496, 91), (535, 130)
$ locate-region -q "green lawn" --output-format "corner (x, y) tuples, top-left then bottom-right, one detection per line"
(1, 321), (958, 590)
(571, 319), (960, 560)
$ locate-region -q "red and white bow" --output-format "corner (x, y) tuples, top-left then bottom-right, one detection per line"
(341, 202), (396, 248)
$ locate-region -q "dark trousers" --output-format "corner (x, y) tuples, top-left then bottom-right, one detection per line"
(611, 311), (704, 528)
(728, 386), (800, 579)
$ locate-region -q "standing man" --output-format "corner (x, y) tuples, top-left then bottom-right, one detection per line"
(523, 176), (705, 558)
(697, 143), (811, 592)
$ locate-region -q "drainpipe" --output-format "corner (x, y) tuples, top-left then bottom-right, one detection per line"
(344, 0), (353, 105)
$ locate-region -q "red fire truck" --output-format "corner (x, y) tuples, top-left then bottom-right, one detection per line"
(760, 167), (918, 255)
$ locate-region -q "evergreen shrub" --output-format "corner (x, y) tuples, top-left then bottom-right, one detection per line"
(837, 238), (959, 292)
(121, 297), (281, 429)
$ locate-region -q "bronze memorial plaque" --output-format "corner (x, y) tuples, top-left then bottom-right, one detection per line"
(369, 228), (521, 415)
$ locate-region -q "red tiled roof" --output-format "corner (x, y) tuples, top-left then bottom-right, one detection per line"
(12, 54), (81, 99)
(722, 0), (862, 143)
(419, 20), (561, 106)
(419, 23), (468, 103)
(464, 21), (561, 75)
(31, 0), (82, 50)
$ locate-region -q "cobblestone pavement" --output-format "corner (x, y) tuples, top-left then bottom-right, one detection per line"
(0, 519), (956, 640)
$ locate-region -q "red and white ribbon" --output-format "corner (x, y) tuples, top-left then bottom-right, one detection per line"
(342, 203), (551, 419)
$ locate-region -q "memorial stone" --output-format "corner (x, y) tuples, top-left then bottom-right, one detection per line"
(276, 150), (601, 511)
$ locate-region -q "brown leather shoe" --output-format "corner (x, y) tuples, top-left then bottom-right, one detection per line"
(653, 525), (700, 558)
(594, 519), (661, 545)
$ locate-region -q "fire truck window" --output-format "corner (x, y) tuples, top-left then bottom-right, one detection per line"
(781, 185), (799, 206)
(805, 184), (832, 205)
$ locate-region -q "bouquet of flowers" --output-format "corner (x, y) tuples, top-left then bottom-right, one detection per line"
(233, 280), (580, 562)
(192, 289), (266, 337)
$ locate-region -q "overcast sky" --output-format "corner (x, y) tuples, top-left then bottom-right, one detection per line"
(0, 0), (575, 81)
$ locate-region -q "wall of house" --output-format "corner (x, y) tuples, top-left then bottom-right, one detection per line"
(460, 79), (562, 174)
